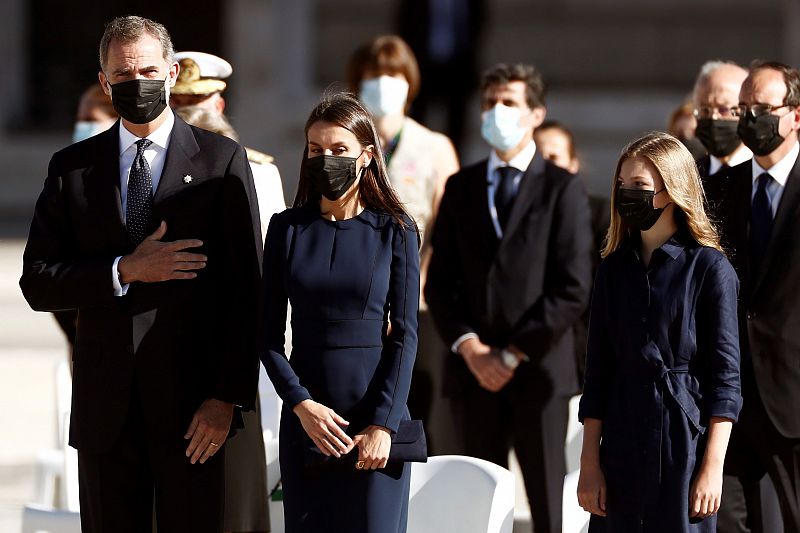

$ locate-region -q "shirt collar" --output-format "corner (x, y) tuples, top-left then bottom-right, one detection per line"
(118, 110), (175, 155)
(659, 231), (687, 260)
(751, 140), (799, 188)
(623, 229), (688, 262)
(709, 145), (753, 175)
(488, 139), (537, 175)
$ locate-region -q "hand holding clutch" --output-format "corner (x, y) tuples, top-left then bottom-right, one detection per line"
(353, 425), (391, 470)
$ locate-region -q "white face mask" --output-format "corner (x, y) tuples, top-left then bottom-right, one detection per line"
(72, 121), (113, 144)
(359, 75), (409, 118)
(480, 104), (529, 152)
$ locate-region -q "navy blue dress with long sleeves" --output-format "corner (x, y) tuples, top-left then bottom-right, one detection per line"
(260, 205), (419, 533)
(579, 231), (741, 533)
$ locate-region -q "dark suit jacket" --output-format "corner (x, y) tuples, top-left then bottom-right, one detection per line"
(424, 153), (593, 400)
(20, 116), (262, 453)
(710, 155), (800, 438)
(697, 155), (740, 252)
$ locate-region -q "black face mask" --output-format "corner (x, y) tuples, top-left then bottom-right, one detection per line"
(303, 154), (365, 201)
(737, 113), (785, 156)
(695, 118), (742, 158)
(109, 78), (169, 124)
(616, 188), (666, 231)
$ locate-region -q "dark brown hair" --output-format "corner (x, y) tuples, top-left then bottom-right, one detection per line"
(749, 60), (800, 107)
(480, 63), (546, 109)
(99, 16), (174, 71)
(346, 35), (421, 108)
(294, 92), (415, 229)
(536, 120), (576, 160)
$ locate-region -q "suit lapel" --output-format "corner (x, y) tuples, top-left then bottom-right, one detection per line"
(751, 154), (800, 295)
(154, 115), (199, 206)
(501, 151), (545, 243)
(82, 121), (129, 247)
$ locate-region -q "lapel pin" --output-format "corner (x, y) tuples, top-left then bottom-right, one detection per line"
(183, 175), (193, 184)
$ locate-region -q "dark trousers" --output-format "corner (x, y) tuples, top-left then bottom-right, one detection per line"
(451, 381), (569, 533)
(718, 379), (800, 533)
(77, 387), (225, 533)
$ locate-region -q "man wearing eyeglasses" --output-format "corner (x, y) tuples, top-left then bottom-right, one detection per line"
(692, 61), (752, 232)
(711, 60), (800, 533)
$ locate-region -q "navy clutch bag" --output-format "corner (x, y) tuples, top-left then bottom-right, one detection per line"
(303, 419), (428, 469)
(389, 419), (428, 463)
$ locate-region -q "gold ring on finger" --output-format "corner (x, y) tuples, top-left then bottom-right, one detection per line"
(209, 442), (219, 447)
(355, 460), (365, 469)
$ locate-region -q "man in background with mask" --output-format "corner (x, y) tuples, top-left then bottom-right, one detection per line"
(425, 63), (592, 533)
(691, 61), (752, 229)
(73, 83), (118, 144)
(20, 16), (261, 532)
(712, 60), (800, 533)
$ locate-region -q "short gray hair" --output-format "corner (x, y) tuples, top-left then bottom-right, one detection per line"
(692, 60), (745, 101)
(99, 16), (175, 71)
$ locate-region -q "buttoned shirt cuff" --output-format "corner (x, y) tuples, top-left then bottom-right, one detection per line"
(112, 256), (130, 297)
(451, 332), (479, 354)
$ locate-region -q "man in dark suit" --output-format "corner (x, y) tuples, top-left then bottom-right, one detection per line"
(712, 61), (800, 533)
(19, 16), (261, 533)
(425, 63), (593, 533)
(691, 61), (752, 230)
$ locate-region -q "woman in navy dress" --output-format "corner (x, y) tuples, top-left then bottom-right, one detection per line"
(260, 93), (419, 533)
(577, 132), (742, 532)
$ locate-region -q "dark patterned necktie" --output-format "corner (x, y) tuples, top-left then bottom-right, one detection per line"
(126, 138), (154, 245)
(750, 172), (773, 272)
(495, 166), (518, 231)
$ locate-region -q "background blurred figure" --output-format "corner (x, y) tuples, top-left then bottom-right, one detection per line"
(397, 0), (486, 151)
(72, 84), (118, 144)
(171, 51), (280, 533)
(425, 63), (592, 533)
(170, 51), (286, 236)
(534, 120), (610, 383)
(691, 61), (752, 227)
(347, 35), (459, 453)
(668, 99), (707, 160)
(714, 60), (800, 533)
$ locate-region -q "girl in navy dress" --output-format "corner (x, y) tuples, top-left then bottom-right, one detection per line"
(260, 93), (419, 533)
(577, 132), (741, 532)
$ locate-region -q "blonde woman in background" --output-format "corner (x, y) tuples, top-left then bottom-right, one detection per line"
(577, 132), (741, 532)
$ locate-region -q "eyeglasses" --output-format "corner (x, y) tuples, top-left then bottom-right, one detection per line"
(731, 103), (790, 118)
(693, 106), (739, 120)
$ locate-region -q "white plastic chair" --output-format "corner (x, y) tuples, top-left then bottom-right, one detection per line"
(63, 415), (80, 512)
(32, 359), (73, 507)
(20, 503), (81, 533)
(565, 394), (584, 474)
(408, 455), (515, 533)
(562, 469), (590, 533)
(264, 436), (284, 533)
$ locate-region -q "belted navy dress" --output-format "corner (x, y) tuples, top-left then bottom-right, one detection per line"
(260, 206), (418, 533)
(579, 231), (741, 532)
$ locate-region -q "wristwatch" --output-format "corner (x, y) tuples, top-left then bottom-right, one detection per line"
(500, 349), (520, 370)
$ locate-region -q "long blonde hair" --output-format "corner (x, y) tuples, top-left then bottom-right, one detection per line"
(602, 131), (721, 258)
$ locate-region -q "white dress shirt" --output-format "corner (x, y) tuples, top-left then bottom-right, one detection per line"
(708, 145), (752, 175)
(112, 111), (176, 296)
(750, 140), (799, 217)
(451, 140), (538, 354)
(485, 140), (537, 239)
